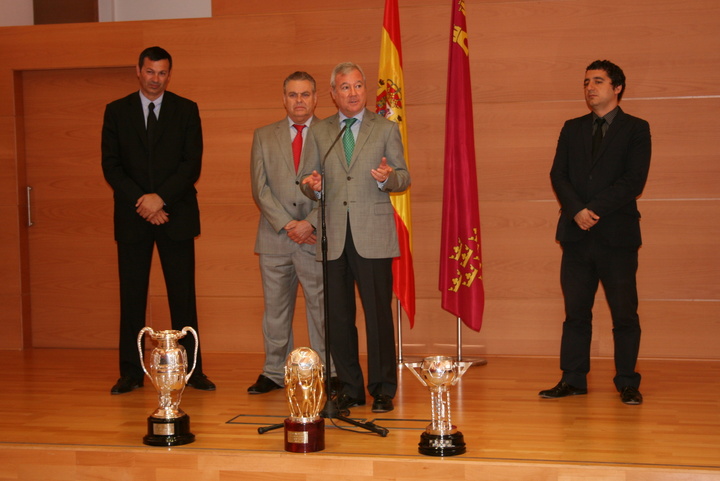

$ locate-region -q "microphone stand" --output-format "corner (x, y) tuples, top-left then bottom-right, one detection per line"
(258, 124), (388, 437)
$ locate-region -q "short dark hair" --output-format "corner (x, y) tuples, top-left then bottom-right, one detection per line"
(138, 46), (172, 70)
(586, 59), (626, 101)
(283, 71), (316, 93)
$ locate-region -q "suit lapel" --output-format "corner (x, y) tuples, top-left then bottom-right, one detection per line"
(351, 109), (374, 168)
(295, 116), (317, 175)
(273, 120), (295, 174)
(153, 92), (175, 147)
(129, 93), (148, 148)
(326, 115), (348, 171)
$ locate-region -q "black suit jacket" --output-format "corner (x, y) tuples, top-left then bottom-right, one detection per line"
(101, 91), (203, 243)
(550, 107), (651, 247)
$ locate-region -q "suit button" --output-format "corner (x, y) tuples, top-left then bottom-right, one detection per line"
(347, 176), (352, 181)
(293, 203), (297, 206)
(295, 180), (300, 185)
(343, 201), (348, 206)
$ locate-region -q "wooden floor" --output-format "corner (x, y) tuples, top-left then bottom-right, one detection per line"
(0, 349), (718, 480)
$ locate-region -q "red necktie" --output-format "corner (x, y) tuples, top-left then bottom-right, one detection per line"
(292, 124), (305, 172)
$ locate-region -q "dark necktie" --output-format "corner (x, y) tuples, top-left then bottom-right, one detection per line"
(147, 102), (158, 141)
(342, 118), (357, 165)
(292, 124), (305, 173)
(592, 117), (605, 157)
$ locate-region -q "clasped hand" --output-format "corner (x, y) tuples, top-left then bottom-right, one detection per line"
(574, 208), (599, 231)
(136, 193), (168, 225)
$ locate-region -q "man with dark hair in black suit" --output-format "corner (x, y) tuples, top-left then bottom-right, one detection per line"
(102, 46), (215, 394)
(540, 60), (651, 405)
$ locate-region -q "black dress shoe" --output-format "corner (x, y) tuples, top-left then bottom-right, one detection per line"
(620, 386), (643, 405)
(538, 381), (587, 398)
(187, 373), (216, 391)
(110, 376), (143, 395)
(335, 393), (366, 411)
(247, 374), (282, 394)
(371, 394), (394, 413)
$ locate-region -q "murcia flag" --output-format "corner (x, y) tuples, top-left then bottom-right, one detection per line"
(439, 0), (485, 331)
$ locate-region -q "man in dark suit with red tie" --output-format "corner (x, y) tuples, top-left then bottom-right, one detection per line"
(540, 60), (651, 405)
(102, 46), (215, 394)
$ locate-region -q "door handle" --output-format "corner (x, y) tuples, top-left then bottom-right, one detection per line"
(27, 186), (33, 227)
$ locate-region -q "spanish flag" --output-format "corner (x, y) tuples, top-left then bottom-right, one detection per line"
(439, 0), (485, 331)
(376, 0), (416, 327)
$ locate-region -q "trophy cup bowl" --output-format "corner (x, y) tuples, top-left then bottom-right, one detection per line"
(283, 347), (326, 453)
(138, 326), (198, 446)
(405, 355), (472, 456)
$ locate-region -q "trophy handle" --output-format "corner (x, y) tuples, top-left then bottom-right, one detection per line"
(137, 326), (155, 379)
(450, 361), (473, 386)
(403, 362), (429, 387)
(182, 326), (199, 382)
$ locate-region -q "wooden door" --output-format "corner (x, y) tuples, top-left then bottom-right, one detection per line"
(22, 67), (136, 348)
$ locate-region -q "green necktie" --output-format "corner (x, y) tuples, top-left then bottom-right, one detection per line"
(342, 118), (357, 165)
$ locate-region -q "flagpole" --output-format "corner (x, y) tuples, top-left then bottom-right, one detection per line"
(396, 299), (404, 363)
(456, 317), (487, 366)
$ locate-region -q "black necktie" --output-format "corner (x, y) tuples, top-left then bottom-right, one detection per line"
(147, 102), (158, 141)
(592, 117), (605, 156)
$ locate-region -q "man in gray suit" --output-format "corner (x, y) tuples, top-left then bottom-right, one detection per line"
(248, 71), (326, 394)
(301, 62), (411, 413)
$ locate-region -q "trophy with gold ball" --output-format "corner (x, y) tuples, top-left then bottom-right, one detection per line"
(405, 355), (473, 456)
(137, 326), (198, 446)
(283, 347), (326, 453)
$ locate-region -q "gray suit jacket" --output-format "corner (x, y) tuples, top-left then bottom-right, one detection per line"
(301, 109), (410, 260)
(251, 117), (319, 255)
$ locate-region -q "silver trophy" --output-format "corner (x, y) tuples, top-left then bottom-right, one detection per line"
(283, 347), (326, 453)
(405, 355), (472, 456)
(137, 326), (198, 446)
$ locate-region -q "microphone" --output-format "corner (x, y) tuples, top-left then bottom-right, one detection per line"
(318, 124), (347, 250)
(321, 123), (348, 171)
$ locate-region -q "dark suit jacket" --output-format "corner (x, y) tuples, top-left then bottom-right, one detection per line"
(550, 107), (651, 247)
(101, 90), (203, 243)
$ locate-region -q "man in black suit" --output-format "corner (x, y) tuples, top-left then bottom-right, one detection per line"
(102, 46), (215, 394)
(540, 60), (651, 405)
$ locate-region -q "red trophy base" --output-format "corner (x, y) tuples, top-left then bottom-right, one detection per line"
(284, 417), (325, 453)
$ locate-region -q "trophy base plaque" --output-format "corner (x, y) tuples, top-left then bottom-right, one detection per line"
(418, 431), (466, 457)
(284, 417), (325, 453)
(143, 414), (195, 446)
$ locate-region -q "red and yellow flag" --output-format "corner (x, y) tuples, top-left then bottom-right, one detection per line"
(439, 0), (485, 331)
(376, 0), (416, 327)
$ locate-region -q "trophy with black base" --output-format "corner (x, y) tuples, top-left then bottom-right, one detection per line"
(137, 326), (198, 446)
(405, 355), (472, 456)
(284, 347), (326, 453)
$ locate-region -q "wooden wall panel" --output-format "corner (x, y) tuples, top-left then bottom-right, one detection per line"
(0, 0), (717, 359)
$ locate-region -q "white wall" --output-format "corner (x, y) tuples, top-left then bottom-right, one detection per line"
(0, 0), (34, 26)
(0, 0), (211, 26)
(98, 0), (210, 22)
